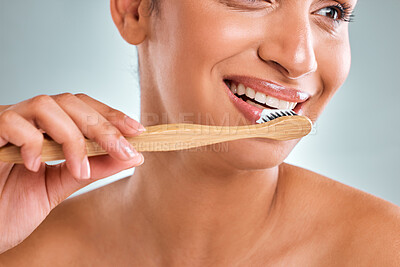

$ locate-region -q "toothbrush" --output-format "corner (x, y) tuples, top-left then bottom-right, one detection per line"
(0, 110), (312, 163)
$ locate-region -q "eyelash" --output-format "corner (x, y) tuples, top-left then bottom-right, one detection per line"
(241, 0), (355, 23)
(230, 0), (354, 24)
(322, 3), (355, 23)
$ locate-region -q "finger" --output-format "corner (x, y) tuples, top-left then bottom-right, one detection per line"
(0, 137), (8, 147)
(52, 93), (141, 162)
(45, 153), (144, 209)
(75, 93), (145, 136)
(11, 95), (89, 179)
(0, 110), (43, 172)
(86, 152), (144, 179)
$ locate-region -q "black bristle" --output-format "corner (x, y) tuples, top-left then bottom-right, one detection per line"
(257, 109), (299, 124)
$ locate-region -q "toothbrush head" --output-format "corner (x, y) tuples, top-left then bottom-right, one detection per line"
(256, 109), (298, 124)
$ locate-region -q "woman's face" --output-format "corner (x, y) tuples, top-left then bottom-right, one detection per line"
(137, 0), (356, 169)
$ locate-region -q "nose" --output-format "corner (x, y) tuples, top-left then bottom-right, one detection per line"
(258, 14), (317, 80)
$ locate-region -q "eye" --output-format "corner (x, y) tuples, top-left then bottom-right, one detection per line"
(314, 4), (354, 23)
(315, 6), (341, 20)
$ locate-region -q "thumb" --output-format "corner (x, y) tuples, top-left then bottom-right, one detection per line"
(45, 154), (144, 209)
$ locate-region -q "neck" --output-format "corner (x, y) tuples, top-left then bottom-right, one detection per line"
(123, 78), (283, 264)
(123, 150), (282, 264)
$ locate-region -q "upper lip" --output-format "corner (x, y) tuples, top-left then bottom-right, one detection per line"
(223, 75), (310, 103)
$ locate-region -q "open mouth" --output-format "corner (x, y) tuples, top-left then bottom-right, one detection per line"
(224, 80), (298, 111)
(223, 76), (309, 123)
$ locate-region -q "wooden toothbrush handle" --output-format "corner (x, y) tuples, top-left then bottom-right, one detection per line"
(0, 116), (312, 163)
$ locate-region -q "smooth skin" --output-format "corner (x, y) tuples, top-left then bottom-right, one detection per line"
(1, 0), (399, 266)
(0, 94), (145, 253)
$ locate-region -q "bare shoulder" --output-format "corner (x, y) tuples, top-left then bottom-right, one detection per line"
(347, 204), (400, 266)
(0, 177), (129, 266)
(280, 163), (400, 265)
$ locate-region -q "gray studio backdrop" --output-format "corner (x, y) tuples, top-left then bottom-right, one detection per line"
(1, 0), (399, 204)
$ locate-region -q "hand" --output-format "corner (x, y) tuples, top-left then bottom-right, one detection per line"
(0, 93), (145, 253)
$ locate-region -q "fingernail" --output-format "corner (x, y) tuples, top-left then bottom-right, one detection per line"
(125, 116), (146, 132)
(80, 156), (91, 179)
(29, 156), (42, 172)
(119, 136), (139, 160)
(135, 153), (145, 166)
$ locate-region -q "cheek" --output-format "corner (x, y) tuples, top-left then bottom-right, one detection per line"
(161, 4), (266, 83)
(316, 35), (351, 102)
(150, 1), (265, 120)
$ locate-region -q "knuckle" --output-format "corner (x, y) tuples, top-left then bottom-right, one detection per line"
(101, 134), (122, 152)
(53, 92), (75, 103)
(96, 123), (121, 140)
(100, 120), (119, 135)
(107, 108), (125, 121)
(30, 95), (54, 111)
(30, 131), (44, 146)
(0, 110), (17, 124)
(75, 93), (89, 100)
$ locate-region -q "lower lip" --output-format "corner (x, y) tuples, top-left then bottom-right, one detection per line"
(223, 82), (303, 124)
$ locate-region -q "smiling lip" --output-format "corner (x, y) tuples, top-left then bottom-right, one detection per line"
(222, 76), (309, 124)
(223, 75), (310, 103)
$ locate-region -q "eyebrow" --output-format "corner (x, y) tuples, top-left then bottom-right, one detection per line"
(216, 0), (242, 9)
(215, 0), (266, 11)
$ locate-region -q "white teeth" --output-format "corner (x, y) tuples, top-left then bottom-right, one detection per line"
(237, 84), (246, 95)
(254, 92), (266, 104)
(233, 82), (298, 110)
(245, 87), (255, 99)
(265, 95), (280, 109)
(230, 83), (237, 94)
(278, 99), (290, 110)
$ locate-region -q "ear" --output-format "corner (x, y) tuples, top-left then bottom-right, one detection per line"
(110, 0), (149, 45)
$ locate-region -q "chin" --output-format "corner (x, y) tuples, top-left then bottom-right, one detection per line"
(212, 138), (299, 171)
